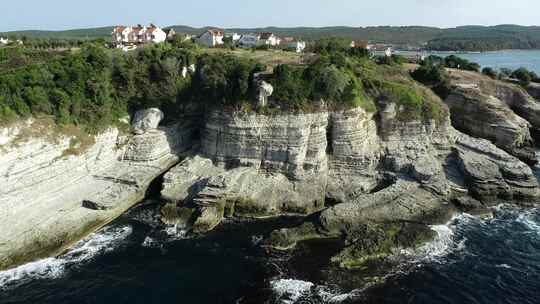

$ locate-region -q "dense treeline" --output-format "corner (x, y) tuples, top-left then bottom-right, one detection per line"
(420, 55), (480, 72)
(270, 39), (446, 122)
(0, 39), (448, 131)
(0, 43), (264, 130)
(410, 54), (487, 99)
(426, 25), (540, 51)
(7, 24), (540, 51)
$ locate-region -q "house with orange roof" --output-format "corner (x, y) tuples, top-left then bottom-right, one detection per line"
(112, 24), (166, 48)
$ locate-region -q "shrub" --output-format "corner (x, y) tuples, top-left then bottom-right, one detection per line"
(411, 64), (452, 99)
(482, 67), (498, 79)
(512, 67), (533, 86)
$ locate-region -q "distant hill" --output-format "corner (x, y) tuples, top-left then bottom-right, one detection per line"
(426, 24), (540, 51)
(167, 25), (443, 45)
(0, 26), (113, 40)
(3, 24), (540, 51)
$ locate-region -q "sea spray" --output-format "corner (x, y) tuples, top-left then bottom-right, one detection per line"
(0, 225), (132, 290)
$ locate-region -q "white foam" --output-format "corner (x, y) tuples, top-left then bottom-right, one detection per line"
(251, 235), (264, 246)
(407, 214), (471, 263)
(517, 212), (540, 233)
(163, 224), (189, 240)
(141, 236), (159, 248)
(270, 279), (314, 304)
(0, 225), (132, 290)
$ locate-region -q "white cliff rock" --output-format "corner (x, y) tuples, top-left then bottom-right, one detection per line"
(257, 81), (274, 108)
(0, 119), (195, 270)
(132, 108), (164, 135)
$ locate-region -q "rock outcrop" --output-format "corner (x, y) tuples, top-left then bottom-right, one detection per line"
(445, 86), (535, 164)
(0, 113), (195, 270)
(161, 101), (539, 247)
(445, 70), (540, 164)
(4, 72), (540, 272)
(132, 108), (165, 135)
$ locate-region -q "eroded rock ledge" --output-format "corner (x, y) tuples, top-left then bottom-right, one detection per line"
(0, 110), (196, 270)
(160, 104), (539, 268)
(3, 76), (540, 271)
(445, 69), (540, 165)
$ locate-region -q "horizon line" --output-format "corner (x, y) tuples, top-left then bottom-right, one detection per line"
(2, 23), (540, 33)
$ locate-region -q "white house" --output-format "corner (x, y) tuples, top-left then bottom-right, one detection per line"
(288, 40), (306, 53)
(259, 32), (281, 46)
(225, 32), (242, 42)
(197, 29), (224, 47)
(112, 24), (167, 47)
(238, 34), (260, 48)
(280, 37), (306, 53)
(0, 37), (9, 45)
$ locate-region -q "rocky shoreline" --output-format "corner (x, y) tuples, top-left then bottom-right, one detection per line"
(2, 70), (540, 272)
(0, 117), (195, 270)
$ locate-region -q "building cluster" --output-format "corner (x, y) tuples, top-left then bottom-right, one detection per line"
(110, 24), (384, 56)
(196, 29), (307, 53)
(111, 24), (176, 50)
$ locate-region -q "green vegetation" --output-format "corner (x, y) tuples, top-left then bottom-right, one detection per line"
(427, 25), (540, 52)
(411, 61), (452, 98)
(481, 67), (498, 79)
(7, 24), (540, 51)
(411, 54), (487, 99)
(511, 67), (540, 86)
(0, 37), (449, 131)
(269, 45), (445, 122)
(0, 42), (266, 131)
(482, 66), (540, 85)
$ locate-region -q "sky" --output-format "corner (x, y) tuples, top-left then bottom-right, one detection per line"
(2, 0), (539, 32)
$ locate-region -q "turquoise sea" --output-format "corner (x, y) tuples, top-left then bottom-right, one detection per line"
(397, 50), (540, 74)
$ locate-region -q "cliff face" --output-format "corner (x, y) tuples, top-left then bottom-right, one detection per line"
(3, 77), (540, 271)
(162, 99), (539, 236)
(0, 117), (195, 270)
(201, 111), (328, 179)
(445, 69), (540, 164)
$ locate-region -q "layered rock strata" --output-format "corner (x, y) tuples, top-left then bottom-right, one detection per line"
(0, 117), (195, 270)
(446, 69), (540, 164)
(161, 103), (539, 255)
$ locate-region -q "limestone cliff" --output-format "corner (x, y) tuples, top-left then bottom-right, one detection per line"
(444, 69), (540, 164)
(0, 114), (195, 270)
(161, 100), (539, 240)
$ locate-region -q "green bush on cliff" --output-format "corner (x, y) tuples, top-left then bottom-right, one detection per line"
(0, 40), (446, 128)
(511, 67), (540, 86)
(411, 64), (452, 99)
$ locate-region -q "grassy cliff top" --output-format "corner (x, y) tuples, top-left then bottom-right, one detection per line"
(0, 42), (448, 133)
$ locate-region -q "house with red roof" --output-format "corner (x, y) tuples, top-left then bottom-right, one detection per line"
(112, 24), (167, 48)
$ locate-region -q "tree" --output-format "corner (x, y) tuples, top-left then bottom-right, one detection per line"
(499, 68), (513, 79)
(482, 67), (498, 79)
(24, 86), (52, 114)
(316, 65), (350, 101)
(50, 88), (72, 124)
(512, 67), (532, 86)
(411, 64), (451, 98)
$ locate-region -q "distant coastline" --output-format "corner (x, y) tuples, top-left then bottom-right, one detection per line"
(2, 24), (540, 53)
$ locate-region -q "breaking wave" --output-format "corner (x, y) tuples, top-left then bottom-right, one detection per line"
(0, 225), (132, 290)
(270, 278), (356, 304)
